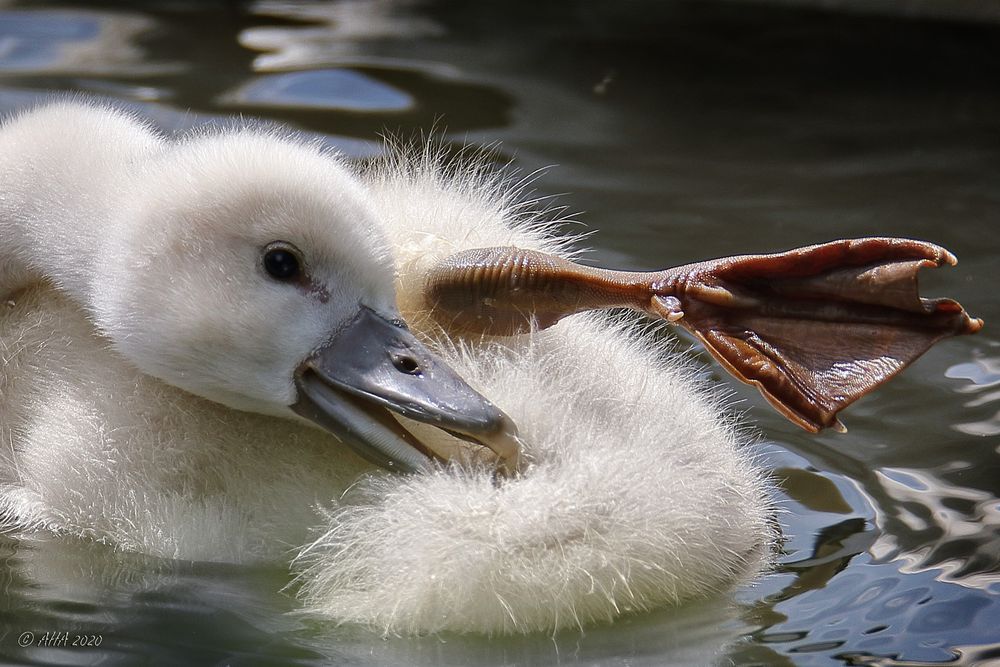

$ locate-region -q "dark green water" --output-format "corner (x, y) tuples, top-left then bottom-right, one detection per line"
(0, 1), (998, 665)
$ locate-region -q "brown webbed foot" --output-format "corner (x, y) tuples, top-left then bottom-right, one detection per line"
(660, 238), (983, 431)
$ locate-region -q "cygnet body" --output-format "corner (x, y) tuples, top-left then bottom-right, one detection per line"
(0, 101), (773, 635)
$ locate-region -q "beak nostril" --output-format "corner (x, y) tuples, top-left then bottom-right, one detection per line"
(393, 355), (421, 375)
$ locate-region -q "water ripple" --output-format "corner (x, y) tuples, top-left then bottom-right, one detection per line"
(948, 346), (1000, 437)
(0, 8), (174, 76)
(223, 69), (414, 112)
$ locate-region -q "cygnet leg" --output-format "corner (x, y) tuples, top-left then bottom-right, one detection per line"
(423, 238), (984, 433)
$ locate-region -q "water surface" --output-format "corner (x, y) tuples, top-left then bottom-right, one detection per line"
(1, 1), (998, 665)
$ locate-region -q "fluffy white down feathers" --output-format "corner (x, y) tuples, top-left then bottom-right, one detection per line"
(0, 101), (774, 635)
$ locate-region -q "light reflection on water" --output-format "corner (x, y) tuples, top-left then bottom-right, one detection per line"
(948, 348), (1000, 438)
(0, 11), (100, 70)
(1, 1), (998, 665)
(224, 68), (414, 110)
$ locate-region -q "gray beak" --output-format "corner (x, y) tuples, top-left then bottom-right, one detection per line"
(292, 306), (520, 473)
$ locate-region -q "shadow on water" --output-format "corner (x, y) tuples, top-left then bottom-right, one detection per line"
(0, 0), (999, 665)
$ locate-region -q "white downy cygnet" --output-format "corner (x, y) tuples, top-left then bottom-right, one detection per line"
(0, 101), (774, 635)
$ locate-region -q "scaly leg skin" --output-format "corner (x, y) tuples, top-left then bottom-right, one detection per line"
(423, 238), (984, 433)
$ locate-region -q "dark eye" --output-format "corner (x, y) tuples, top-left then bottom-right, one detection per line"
(263, 242), (302, 281)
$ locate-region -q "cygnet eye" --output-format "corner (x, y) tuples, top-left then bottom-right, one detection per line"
(262, 241), (302, 281)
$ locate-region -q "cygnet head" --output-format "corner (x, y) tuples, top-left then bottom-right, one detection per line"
(91, 130), (516, 472)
